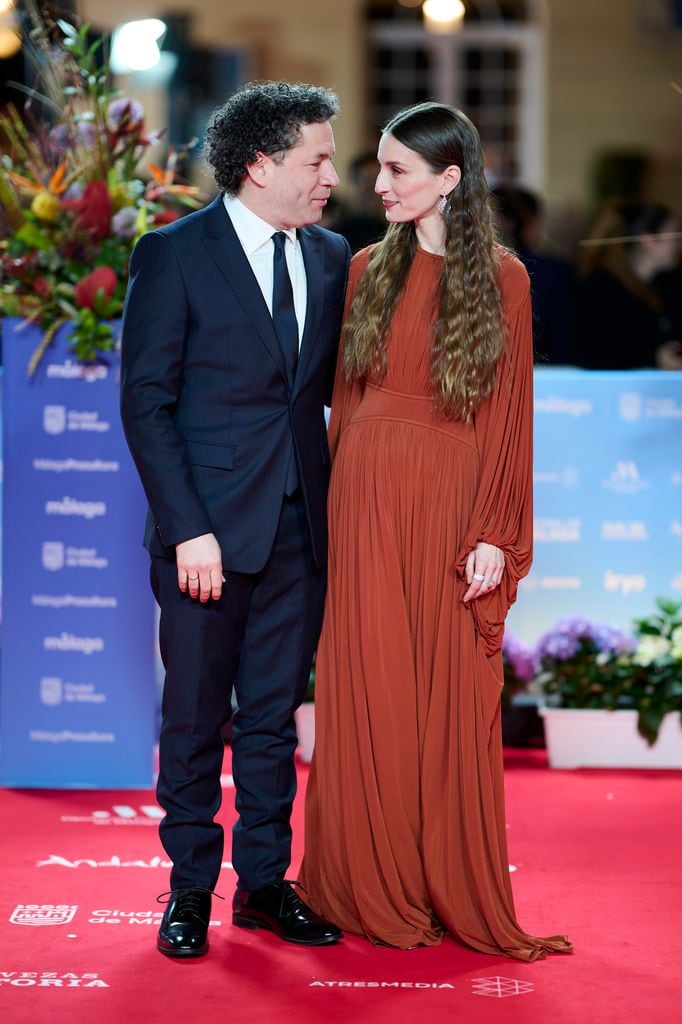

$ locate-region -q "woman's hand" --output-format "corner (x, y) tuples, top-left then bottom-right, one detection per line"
(463, 542), (505, 603)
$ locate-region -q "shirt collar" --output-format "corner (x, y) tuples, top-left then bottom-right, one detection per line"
(223, 194), (297, 254)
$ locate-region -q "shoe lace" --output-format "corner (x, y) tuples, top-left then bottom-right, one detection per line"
(272, 879), (310, 915)
(156, 887), (224, 920)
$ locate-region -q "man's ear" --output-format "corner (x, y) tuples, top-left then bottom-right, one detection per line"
(245, 152), (269, 189)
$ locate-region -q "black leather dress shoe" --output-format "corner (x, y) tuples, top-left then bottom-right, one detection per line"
(157, 888), (212, 958)
(232, 880), (342, 946)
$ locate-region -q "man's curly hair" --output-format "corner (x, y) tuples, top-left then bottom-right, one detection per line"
(204, 81), (339, 195)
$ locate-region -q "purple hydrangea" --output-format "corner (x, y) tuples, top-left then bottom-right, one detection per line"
(536, 615), (636, 663)
(502, 632), (539, 682)
(592, 624), (637, 656)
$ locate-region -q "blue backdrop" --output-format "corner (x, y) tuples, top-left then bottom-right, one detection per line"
(0, 320), (156, 787)
(508, 369), (682, 642)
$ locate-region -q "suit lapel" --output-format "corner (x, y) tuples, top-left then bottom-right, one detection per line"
(294, 227), (325, 394)
(200, 196), (288, 385)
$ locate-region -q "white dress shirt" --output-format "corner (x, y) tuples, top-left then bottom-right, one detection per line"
(223, 194), (307, 349)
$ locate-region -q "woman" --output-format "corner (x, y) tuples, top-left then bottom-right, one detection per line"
(300, 102), (571, 961)
(574, 201), (682, 370)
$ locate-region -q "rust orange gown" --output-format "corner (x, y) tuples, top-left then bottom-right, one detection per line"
(300, 245), (572, 961)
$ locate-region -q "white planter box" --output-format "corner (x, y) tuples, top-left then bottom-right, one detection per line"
(539, 707), (682, 769)
(295, 703), (316, 764)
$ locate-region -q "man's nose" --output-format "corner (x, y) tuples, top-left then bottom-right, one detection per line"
(322, 162), (340, 188)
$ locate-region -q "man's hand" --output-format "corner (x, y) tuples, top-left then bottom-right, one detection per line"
(176, 533), (224, 602)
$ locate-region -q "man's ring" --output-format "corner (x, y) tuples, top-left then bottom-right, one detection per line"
(473, 573), (485, 582)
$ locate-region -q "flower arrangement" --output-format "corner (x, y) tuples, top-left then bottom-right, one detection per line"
(0, 8), (203, 371)
(534, 598), (682, 745)
(501, 631), (539, 703)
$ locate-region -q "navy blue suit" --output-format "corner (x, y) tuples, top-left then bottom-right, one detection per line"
(121, 195), (350, 891)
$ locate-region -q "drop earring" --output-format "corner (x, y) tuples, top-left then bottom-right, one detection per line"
(438, 194), (448, 215)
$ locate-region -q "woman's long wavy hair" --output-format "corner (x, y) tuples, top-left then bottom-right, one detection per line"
(343, 103), (504, 420)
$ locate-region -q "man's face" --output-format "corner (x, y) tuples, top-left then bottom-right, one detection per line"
(262, 121), (340, 230)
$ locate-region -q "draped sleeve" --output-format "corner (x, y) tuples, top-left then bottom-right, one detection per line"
(327, 247), (373, 460)
(455, 252), (534, 657)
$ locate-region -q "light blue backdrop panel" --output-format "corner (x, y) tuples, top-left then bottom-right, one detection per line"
(507, 370), (682, 643)
(0, 320), (156, 787)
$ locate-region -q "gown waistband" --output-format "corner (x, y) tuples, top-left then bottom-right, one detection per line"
(350, 382), (478, 447)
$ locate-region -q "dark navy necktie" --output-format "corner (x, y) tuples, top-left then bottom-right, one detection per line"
(271, 231), (299, 384)
(272, 231), (300, 494)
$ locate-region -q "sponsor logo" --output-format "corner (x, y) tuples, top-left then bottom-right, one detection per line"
(618, 392), (682, 421)
(10, 904), (77, 927)
(602, 461), (649, 495)
(600, 520), (649, 542)
(42, 542), (65, 571)
(42, 543), (109, 571)
(533, 466), (580, 489)
(618, 391), (643, 422)
(43, 405), (66, 435)
(534, 395), (593, 417)
(36, 854), (234, 869)
(534, 517), (581, 542)
(42, 406), (111, 435)
(45, 497), (107, 519)
(43, 633), (104, 655)
(472, 977), (534, 998)
(604, 571), (646, 596)
(33, 457), (119, 473)
(40, 677), (63, 707)
(30, 730), (115, 744)
(46, 360), (108, 382)
(61, 805), (163, 826)
(671, 520), (682, 539)
(0, 972), (108, 988)
(88, 909), (222, 926)
(32, 594), (117, 610)
(309, 981), (455, 989)
(40, 677), (107, 707)
(645, 397), (682, 419)
(520, 576), (582, 591)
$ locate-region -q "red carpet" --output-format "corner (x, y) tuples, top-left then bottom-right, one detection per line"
(1, 748), (681, 1024)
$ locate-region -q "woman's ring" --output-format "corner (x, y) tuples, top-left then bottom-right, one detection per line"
(473, 573), (485, 582)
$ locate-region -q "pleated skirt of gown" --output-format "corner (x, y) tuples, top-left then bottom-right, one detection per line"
(300, 384), (571, 961)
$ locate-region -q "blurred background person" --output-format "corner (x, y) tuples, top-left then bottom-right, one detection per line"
(492, 184), (576, 365)
(574, 201), (682, 370)
(334, 150), (386, 253)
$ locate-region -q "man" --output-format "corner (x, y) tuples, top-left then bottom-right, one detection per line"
(120, 82), (350, 958)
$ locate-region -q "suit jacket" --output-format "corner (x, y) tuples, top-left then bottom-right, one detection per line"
(120, 195), (350, 573)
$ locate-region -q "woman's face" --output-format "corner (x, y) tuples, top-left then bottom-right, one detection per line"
(374, 133), (457, 225)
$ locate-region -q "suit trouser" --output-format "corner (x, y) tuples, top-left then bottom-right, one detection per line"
(151, 491), (326, 892)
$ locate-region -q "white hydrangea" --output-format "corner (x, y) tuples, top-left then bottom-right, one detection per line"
(633, 635), (671, 667)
